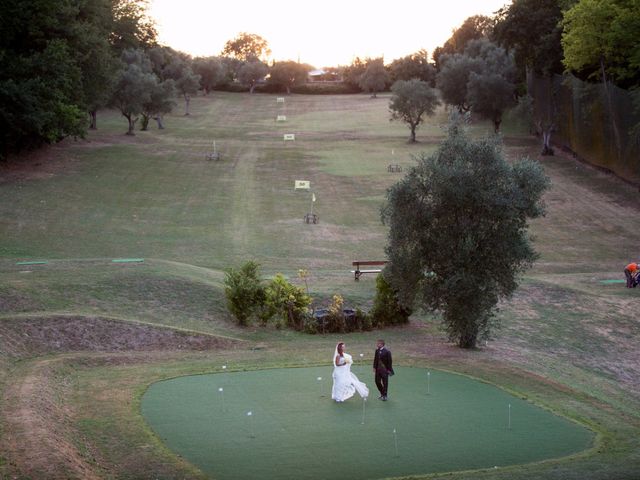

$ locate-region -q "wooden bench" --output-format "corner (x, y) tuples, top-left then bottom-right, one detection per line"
(351, 260), (387, 280)
(387, 164), (402, 173)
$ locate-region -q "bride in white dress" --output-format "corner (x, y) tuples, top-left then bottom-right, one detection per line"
(331, 342), (369, 402)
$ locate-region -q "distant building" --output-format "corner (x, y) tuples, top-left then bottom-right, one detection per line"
(308, 69), (342, 83)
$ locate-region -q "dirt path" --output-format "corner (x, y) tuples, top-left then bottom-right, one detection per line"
(2, 356), (102, 480)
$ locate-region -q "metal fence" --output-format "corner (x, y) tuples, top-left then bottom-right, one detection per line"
(528, 73), (640, 183)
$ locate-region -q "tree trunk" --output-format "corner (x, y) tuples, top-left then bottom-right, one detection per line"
(249, 83), (255, 94)
(458, 331), (477, 349)
(124, 113), (137, 135)
(541, 128), (554, 155)
(493, 116), (501, 133)
(184, 93), (191, 116)
(154, 115), (165, 129)
(89, 110), (97, 130)
(409, 124), (417, 143)
(140, 114), (149, 131)
(286, 85), (291, 95)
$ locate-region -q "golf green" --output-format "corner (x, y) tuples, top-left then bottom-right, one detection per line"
(142, 367), (593, 479)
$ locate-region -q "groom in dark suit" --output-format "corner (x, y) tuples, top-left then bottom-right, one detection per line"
(373, 339), (394, 401)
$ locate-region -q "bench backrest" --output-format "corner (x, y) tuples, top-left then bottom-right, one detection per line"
(352, 261), (387, 267)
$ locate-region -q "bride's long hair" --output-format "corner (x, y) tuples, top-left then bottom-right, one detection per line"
(333, 342), (345, 364)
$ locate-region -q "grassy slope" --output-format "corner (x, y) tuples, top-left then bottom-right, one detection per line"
(1, 92), (639, 479)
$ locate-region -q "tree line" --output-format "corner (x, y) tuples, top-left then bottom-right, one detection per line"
(363, 0), (639, 146)
(2, 0), (638, 160)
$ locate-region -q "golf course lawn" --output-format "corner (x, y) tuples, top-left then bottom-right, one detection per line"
(1, 92), (639, 479)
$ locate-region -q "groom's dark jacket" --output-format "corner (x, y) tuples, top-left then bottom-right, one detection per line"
(373, 347), (394, 376)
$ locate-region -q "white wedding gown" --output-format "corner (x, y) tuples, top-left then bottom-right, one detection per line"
(331, 353), (369, 402)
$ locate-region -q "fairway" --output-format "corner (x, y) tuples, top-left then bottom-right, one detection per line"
(142, 367), (593, 480)
(2, 91), (640, 480)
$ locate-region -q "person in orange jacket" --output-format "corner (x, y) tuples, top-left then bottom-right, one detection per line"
(624, 262), (640, 288)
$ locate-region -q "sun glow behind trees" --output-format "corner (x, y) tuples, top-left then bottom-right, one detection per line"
(149, 0), (507, 67)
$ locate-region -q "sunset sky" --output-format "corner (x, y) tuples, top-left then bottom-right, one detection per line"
(149, 0), (508, 68)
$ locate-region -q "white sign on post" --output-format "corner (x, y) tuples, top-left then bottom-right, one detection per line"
(277, 97), (285, 103)
(294, 180), (310, 190)
(277, 115), (287, 122)
(284, 134), (295, 141)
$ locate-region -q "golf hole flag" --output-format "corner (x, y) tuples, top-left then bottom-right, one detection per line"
(295, 180), (310, 190)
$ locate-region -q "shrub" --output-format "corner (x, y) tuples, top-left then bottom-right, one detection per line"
(354, 308), (372, 331)
(326, 294), (346, 332)
(303, 315), (319, 334)
(371, 273), (412, 327)
(223, 261), (265, 326)
(263, 273), (312, 330)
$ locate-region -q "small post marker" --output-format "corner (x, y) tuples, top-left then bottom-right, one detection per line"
(508, 404), (512, 430)
(317, 376), (324, 397)
(427, 371), (431, 395)
(247, 411), (255, 438)
(361, 397), (367, 425)
(393, 428), (399, 457)
(218, 387), (225, 412)
(359, 353), (364, 374)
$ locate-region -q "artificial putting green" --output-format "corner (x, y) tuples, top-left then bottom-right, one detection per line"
(141, 367), (593, 480)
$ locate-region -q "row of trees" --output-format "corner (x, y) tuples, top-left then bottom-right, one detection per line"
(0, 0), (158, 157)
(432, 0), (640, 147)
(379, 0), (639, 145)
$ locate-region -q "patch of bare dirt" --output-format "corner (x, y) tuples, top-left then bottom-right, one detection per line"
(0, 140), (77, 184)
(2, 358), (103, 480)
(0, 315), (239, 359)
(0, 131), (157, 184)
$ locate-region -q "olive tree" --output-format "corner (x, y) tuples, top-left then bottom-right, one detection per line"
(437, 39), (516, 132)
(140, 78), (176, 130)
(268, 61), (311, 94)
(382, 117), (549, 348)
(109, 49), (157, 135)
(358, 58), (389, 98)
(389, 79), (440, 142)
(238, 60), (268, 94)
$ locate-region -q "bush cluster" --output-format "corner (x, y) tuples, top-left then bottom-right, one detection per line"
(224, 262), (311, 328)
(223, 262), (409, 333)
(369, 274), (412, 326)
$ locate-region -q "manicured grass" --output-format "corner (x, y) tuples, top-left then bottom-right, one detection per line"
(142, 367), (593, 480)
(1, 91), (640, 479)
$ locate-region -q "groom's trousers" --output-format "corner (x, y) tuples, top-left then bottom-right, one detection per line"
(375, 371), (389, 397)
